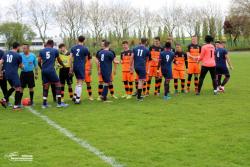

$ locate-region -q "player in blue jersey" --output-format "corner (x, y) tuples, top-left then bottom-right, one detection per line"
(0, 42), (23, 110)
(130, 38), (150, 101)
(96, 41), (119, 102)
(158, 42), (175, 100)
(38, 40), (68, 108)
(69, 36), (90, 104)
(0, 49), (9, 105)
(20, 44), (38, 105)
(215, 41), (233, 92)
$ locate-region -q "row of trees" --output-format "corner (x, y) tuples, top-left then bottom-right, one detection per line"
(0, 0), (249, 50)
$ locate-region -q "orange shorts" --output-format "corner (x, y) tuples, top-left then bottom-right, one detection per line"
(135, 74), (148, 81)
(85, 71), (92, 83)
(188, 63), (200, 74)
(98, 74), (113, 82)
(173, 70), (185, 79)
(149, 66), (162, 77)
(122, 72), (134, 82)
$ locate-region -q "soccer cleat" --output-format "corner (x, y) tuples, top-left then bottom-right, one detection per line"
(57, 102), (69, 108)
(196, 92), (200, 96)
(72, 97), (76, 102)
(97, 96), (102, 101)
(88, 96), (94, 101)
(181, 90), (186, 94)
(219, 86), (225, 93)
(121, 94), (128, 98)
(0, 99), (7, 108)
(145, 93), (149, 97)
(174, 90), (179, 95)
(163, 95), (171, 100)
(157, 93), (160, 96)
(13, 105), (22, 111)
(126, 95), (132, 99)
(214, 90), (218, 95)
(111, 95), (118, 99)
(137, 97), (144, 102)
(74, 99), (81, 104)
(42, 104), (49, 109)
(7, 102), (13, 107)
(186, 87), (190, 93)
(132, 92), (138, 96)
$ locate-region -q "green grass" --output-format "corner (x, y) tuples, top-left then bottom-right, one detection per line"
(0, 51), (250, 167)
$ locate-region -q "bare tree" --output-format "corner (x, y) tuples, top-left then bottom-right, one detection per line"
(183, 7), (202, 37)
(86, 0), (108, 42)
(7, 0), (24, 23)
(56, 0), (85, 46)
(28, 0), (54, 43)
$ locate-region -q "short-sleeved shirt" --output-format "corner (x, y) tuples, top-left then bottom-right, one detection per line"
(121, 50), (133, 72)
(20, 52), (38, 72)
(215, 48), (228, 68)
(2, 51), (22, 77)
(97, 50), (115, 75)
(71, 44), (90, 69)
(173, 51), (187, 71)
(187, 44), (201, 63)
(149, 46), (164, 67)
(132, 45), (150, 69)
(160, 50), (175, 71)
(39, 47), (59, 72)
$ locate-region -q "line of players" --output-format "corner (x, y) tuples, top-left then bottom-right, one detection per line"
(0, 35), (233, 110)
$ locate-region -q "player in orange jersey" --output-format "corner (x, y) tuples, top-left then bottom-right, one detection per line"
(85, 54), (94, 101)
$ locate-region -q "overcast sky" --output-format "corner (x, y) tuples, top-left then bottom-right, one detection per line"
(0, 0), (231, 37)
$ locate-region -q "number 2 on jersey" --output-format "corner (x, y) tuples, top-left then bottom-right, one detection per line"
(76, 49), (80, 57)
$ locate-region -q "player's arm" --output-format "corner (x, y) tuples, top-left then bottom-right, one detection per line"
(38, 55), (42, 69)
(130, 53), (134, 73)
(225, 53), (233, 70)
(33, 55), (39, 79)
(113, 57), (119, 76)
(198, 46), (205, 63)
(0, 60), (3, 79)
(69, 53), (74, 74)
(57, 56), (66, 68)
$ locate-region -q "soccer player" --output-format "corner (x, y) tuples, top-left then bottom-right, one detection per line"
(38, 40), (68, 108)
(158, 42), (175, 100)
(69, 36), (90, 104)
(85, 54), (94, 101)
(20, 44), (38, 105)
(197, 35), (217, 95)
(96, 40), (118, 100)
(148, 37), (164, 96)
(58, 43), (73, 102)
(0, 49), (9, 105)
(97, 41), (119, 102)
(130, 38), (150, 101)
(0, 42), (23, 110)
(120, 41), (134, 99)
(215, 41), (233, 92)
(186, 36), (201, 93)
(173, 44), (188, 94)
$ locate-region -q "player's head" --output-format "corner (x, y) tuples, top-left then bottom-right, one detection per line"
(46, 40), (54, 48)
(104, 40), (110, 49)
(101, 39), (106, 49)
(154, 37), (161, 47)
(59, 43), (66, 52)
(78, 36), (85, 44)
(140, 38), (147, 45)
(221, 41), (226, 48)
(22, 43), (30, 54)
(165, 42), (172, 50)
(175, 43), (182, 52)
(191, 36), (198, 45)
(12, 42), (20, 52)
(215, 41), (221, 48)
(122, 40), (129, 50)
(167, 36), (173, 43)
(205, 35), (214, 44)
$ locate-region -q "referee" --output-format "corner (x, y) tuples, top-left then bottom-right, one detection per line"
(20, 44), (38, 105)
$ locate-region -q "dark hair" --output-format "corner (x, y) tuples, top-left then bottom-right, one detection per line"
(122, 40), (129, 45)
(78, 36), (85, 43)
(205, 35), (214, 43)
(215, 41), (221, 44)
(154, 36), (160, 41)
(59, 43), (66, 49)
(165, 42), (171, 49)
(141, 38), (147, 44)
(22, 43), (30, 48)
(101, 39), (106, 43)
(46, 40), (54, 46)
(104, 41), (110, 47)
(12, 42), (20, 49)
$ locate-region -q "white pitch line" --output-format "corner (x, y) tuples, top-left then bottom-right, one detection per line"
(26, 106), (124, 167)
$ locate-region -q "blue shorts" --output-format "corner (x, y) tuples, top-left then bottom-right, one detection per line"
(42, 70), (59, 84)
(216, 66), (229, 75)
(74, 68), (85, 80)
(101, 71), (112, 83)
(6, 73), (21, 87)
(135, 68), (146, 80)
(162, 68), (173, 80)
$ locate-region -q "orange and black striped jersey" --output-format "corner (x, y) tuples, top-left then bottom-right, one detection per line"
(149, 46), (164, 67)
(121, 50), (133, 72)
(173, 51), (188, 71)
(85, 55), (92, 71)
(187, 44), (201, 63)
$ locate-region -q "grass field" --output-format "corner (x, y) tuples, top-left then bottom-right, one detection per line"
(0, 51), (250, 167)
